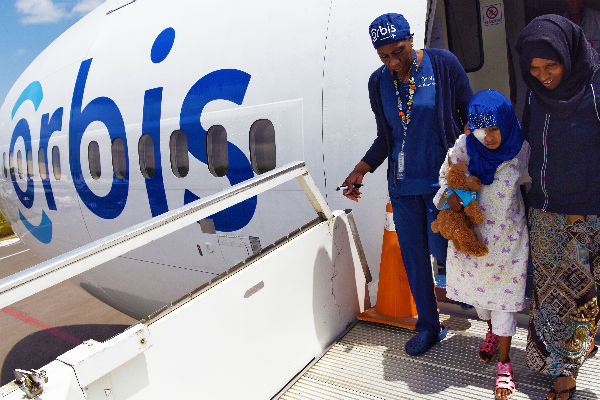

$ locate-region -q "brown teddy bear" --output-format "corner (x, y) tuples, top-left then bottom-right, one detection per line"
(431, 159), (488, 257)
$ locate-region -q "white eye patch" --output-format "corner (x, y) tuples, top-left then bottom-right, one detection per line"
(473, 128), (486, 144)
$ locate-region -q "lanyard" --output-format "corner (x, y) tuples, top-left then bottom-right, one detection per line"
(392, 50), (418, 181)
(392, 50), (418, 153)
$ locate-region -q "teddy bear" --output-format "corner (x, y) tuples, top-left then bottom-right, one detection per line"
(431, 159), (488, 257)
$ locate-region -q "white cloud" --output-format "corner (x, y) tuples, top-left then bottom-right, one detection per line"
(15, 48), (27, 56)
(16, 0), (68, 24)
(16, 0), (104, 25)
(71, 0), (103, 15)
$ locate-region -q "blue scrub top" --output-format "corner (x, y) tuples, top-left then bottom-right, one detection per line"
(381, 51), (445, 195)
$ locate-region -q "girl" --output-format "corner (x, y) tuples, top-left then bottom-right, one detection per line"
(434, 90), (530, 400)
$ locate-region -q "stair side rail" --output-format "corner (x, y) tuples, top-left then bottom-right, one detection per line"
(0, 161), (330, 309)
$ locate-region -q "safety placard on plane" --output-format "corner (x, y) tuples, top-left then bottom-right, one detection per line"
(482, 3), (504, 26)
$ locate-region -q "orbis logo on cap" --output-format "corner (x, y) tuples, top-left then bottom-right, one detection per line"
(370, 23), (397, 43)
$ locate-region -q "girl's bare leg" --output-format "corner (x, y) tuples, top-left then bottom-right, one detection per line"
(498, 336), (511, 364)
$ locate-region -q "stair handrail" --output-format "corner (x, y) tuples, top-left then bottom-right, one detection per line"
(0, 161), (331, 308)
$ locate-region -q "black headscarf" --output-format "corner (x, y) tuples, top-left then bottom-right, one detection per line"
(516, 14), (600, 118)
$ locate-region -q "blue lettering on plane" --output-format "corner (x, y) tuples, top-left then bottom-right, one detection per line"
(180, 69), (256, 232)
(70, 58), (130, 219)
(142, 27), (173, 218)
(10, 27), (257, 243)
(11, 81), (43, 119)
(10, 81), (54, 242)
(19, 209), (52, 244)
(10, 118), (35, 208)
(142, 87), (168, 218)
(39, 108), (63, 211)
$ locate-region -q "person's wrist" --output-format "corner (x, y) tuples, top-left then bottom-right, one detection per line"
(354, 161), (371, 175)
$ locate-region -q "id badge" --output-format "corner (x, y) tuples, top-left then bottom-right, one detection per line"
(396, 151), (405, 180)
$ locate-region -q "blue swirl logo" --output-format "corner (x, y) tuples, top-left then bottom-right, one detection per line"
(11, 81), (53, 243)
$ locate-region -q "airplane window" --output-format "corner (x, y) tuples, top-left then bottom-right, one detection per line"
(138, 134), (155, 178)
(26, 149), (33, 179)
(17, 150), (23, 179)
(169, 130), (189, 178)
(38, 148), (47, 180)
(9, 151), (14, 179)
(111, 137), (127, 179)
(88, 141), (101, 180)
(249, 119), (276, 174)
(52, 146), (61, 180)
(206, 125), (228, 177)
(445, 0), (483, 73)
(38, 147), (48, 180)
(2, 152), (6, 178)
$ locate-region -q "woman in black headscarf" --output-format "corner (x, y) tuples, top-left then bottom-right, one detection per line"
(516, 14), (600, 400)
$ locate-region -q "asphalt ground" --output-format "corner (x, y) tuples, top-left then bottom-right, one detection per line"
(0, 238), (135, 386)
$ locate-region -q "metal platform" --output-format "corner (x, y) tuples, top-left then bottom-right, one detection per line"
(281, 315), (600, 400)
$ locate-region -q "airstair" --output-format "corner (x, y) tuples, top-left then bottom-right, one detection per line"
(1, 162), (598, 400)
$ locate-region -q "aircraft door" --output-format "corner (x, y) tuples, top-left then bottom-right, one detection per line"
(431, 0), (527, 115)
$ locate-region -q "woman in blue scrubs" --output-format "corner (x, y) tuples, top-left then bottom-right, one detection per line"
(342, 12), (472, 356)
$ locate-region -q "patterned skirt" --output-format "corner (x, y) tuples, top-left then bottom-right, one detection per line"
(526, 208), (600, 377)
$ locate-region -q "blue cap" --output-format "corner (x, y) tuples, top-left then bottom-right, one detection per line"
(369, 13), (412, 49)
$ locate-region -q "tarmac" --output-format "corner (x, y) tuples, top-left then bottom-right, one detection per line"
(0, 237), (135, 386)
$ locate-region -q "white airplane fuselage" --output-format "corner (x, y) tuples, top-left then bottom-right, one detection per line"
(0, 0), (536, 318)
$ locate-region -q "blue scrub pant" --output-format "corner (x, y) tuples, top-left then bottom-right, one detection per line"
(389, 193), (447, 336)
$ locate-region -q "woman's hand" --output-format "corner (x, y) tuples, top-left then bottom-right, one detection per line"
(447, 192), (464, 211)
(342, 161), (371, 202)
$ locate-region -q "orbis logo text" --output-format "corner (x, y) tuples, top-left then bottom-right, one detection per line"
(10, 27), (256, 243)
(370, 23), (397, 43)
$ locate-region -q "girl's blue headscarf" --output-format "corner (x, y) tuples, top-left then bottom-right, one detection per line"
(465, 90), (523, 185)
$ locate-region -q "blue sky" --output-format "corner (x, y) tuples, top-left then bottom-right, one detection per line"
(0, 0), (103, 106)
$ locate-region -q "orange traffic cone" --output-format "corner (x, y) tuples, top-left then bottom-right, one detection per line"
(357, 200), (418, 329)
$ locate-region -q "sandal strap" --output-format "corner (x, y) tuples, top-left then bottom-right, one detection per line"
(495, 383), (515, 400)
(480, 331), (500, 354)
(497, 361), (513, 375)
(496, 375), (515, 389)
(496, 382), (515, 391)
(486, 330), (500, 342)
(496, 373), (516, 400)
(496, 361), (516, 395)
(481, 344), (495, 352)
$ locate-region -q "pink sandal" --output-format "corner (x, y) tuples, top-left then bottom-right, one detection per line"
(495, 361), (516, 400)
(479, 330), (499, 362)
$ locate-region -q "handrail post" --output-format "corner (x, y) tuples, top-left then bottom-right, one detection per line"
(296, 172), (333, 221)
